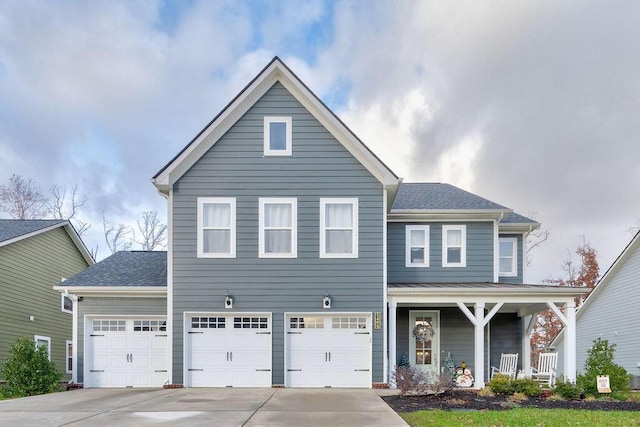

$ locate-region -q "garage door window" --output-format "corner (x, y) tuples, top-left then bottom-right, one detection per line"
(234, 317), (268, 329)
(133, 320), (166, 332)
(290, 317), (324, 329)
(332, 317), (367, 329)
(191, 317), (225, 328)
(93, 320), (126, 332)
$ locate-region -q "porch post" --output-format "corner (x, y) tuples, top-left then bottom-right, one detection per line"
(388, 298), (397, 387)
(522, 315), (535, 376)
(564, 301), (577, 382)
(474, 303), (486, 389)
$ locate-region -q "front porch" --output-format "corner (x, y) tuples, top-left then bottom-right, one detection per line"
(387, 283), (585, 389)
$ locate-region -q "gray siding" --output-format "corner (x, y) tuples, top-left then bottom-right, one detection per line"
(498, 234), (524, 284)
(172, 82), (385, 385)
(556, 241), (640, 381)
(387, 222), (494, 283)
(76, 297), (167, 383)
(489, 313), (522, 373)
(0, 227), (89, 381)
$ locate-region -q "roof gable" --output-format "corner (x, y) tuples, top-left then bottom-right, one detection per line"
(153, 57), (399, 192)
(0, 219), (94, 265)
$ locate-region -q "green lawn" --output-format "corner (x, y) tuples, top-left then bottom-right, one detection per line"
(401, 408), (640, 426)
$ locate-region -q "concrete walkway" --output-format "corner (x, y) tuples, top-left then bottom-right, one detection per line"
(0, 388), (407, 426)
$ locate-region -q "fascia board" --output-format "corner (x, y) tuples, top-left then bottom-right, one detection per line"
(499, 223), (541, 232)
(53, 286), (167, 297)
(152, 58), (400, 190)
(388, 209), (510, 222)
(388, 286), (586, 299)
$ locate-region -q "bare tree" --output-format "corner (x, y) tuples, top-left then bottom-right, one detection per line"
(0, 174), (47, 219)
(103, 215), (132, 254)
(525, 213), (550, 267)
(48, 184), (90, 235)
(134, 210), (167, 251)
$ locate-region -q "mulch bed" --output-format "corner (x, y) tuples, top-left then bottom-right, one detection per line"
(383, 389), (640, 412)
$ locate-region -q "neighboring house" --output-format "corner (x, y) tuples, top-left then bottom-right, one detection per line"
(0, 219), (93, 381)
(553, 231), (640, 388)
(58, 57), (585, 389)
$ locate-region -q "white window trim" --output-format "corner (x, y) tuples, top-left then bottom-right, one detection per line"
(61, 293), (73, 314)
(499, 237), (518, 277)
(405, 225), (430, 267)
(197, 197), (236, 258)
(442, 225), (466, 267)
(34, 335), (51, 361)
(259, 197), (297, 258)
(320, 198), (359, 258)
(264, 116), (292, 156)
(65, 340), (73, 374)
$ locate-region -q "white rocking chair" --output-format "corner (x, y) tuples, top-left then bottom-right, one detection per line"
(531, 352), (558, 386)
(490, 353), (519, 379)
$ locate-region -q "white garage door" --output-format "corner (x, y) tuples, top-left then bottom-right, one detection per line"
(187, 313), (272, 387)
(85, 318), (168, 388)
(286, 314), (371, 388)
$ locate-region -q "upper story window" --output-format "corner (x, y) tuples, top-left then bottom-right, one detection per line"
(320, 198), (358, 258)
(406, 225), (430, 267)
(259, 198), (297, 258)
(264, 116), (292, 156)
(499, 237), (518, 277)
(61, 294), (73, 314)
(442, 225), (466, 267)
(197, 197), (236, 258)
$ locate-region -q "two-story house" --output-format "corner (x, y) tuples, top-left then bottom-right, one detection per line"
(1, 219), (93, 382)
(57, 57), (584, 389)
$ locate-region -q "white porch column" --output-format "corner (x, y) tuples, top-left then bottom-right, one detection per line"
(564, 301), (577, 382)
(474, 303), (486, 389)
(388, 298), (397, 387)
(522, 315), (535, 376)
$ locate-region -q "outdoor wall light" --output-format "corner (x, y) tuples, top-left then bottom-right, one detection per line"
(322, 292), (332, 309)
(225, 291), (234, 309)
(29, 315), (35, 322)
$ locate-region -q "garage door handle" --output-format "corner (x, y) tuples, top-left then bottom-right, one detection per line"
(155, 370), (168, 372)
(188, 369), (204, 371)
(188, 331), (204, 334)
(155, 334), (167, 337)
(287, 331), (302, 334)
(230, 352), (232, 361)
(287, 369), (302, 372)
(354, 369), (370, 372)
(328, 352), (331, 362)
(90, 334), (104, 337)
(256, 332), (271, 334)
(354, 332), (370, 335)
(90, 370), (104, 372)
(255, 369), (271, 372)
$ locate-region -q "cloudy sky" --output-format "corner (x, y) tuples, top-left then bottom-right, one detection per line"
(1, 0), (638, 282)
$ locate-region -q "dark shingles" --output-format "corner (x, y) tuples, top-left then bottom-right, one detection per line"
(499, 212), (538, 225)
(391, 183), (509, 211)
(62, 251), (166, 287)
(0, 219), (66, 243)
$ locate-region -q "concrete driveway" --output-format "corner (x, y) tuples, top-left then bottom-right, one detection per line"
(0, 388), (407, 427)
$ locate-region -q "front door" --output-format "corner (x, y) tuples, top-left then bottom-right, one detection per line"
(409, 310), (440, 379)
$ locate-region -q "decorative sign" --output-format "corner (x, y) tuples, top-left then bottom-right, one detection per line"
(374, 312), (382, 329)
(597, 375), (612, 393)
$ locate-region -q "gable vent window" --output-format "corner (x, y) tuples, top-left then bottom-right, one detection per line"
(264, 117), (292, 156)
(197, 197), (236, 258)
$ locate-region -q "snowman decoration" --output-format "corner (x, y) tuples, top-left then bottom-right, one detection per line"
(454, 361), (474, 387)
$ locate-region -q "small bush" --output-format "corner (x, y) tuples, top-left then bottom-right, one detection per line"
(393, 365), (428, 396)
(478, 387), (495, 398)
(0, 336), (61, 397)
(576, 338), (631, 397)
(488, 374), (513, 394)
(508, 392), (528, 403)
(553, 376), (582, 400)
(511, 378), (542, 397)
(610, 391), (629, 401)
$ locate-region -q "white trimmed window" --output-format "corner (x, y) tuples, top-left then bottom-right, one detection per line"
(499, 237), (518, 277)
(406, 225), (430, 267)
(442, 225), (466, 267)
(197, 197), (236, 258)
(259, 198), (297, 258)
(61, 294), (73, 314)
(320, 198), (358, 258)
(66, 340), (73, 374)
(34, 335), (51, 361)
(264, 116), (292, 156)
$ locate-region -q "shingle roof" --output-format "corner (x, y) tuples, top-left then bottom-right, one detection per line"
(499, 212), (538, 225)
(392, 183), (509, 211)
(0, 219), (66, 243)
(62, 251), (166, 287)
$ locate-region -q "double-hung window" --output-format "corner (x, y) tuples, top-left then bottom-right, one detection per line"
(197, 197), (236, 258)
(264, 116), (292, 156)
(406, 225), (430, 267)
(499, 237), (518, 277)
(320, 198), (358, 258)
(259, 198), (297, 258)
(34, 335), (51, 361)
(442, 225), (466, 267)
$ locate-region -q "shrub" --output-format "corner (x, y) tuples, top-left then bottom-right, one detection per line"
(552, 376), (582, 400)
(576, 337), (631, 397)
(478, 387), (495, 398)
(488, 374), (513, 394)
(511, 377), (542, 397)
(392, 365), (428, 396)
(0, 336), (61, 397)
(508, 392), (528, 403)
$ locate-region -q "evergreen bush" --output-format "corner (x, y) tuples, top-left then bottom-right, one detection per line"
(576, 337), (630, 398)
(0, 336), (61, 397)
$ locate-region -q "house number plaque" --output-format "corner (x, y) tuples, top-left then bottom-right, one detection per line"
(374, 312), (382, 329)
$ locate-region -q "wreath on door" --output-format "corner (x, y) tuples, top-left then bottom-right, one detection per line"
(412, 322), (434, 343)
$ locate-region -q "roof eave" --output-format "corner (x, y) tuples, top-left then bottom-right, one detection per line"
(498, 222), (541, 232)
(388, 285), (586, 298)
(54, 285), (167, 297)
(388, 209), (511, 221)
